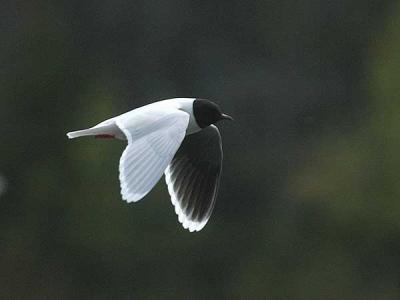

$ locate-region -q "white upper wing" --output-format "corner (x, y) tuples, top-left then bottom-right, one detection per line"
(116, 110), (189, 202)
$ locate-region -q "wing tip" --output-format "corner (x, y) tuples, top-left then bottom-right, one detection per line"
(120, 190), (144, 203)
(120, 173), (137, 203)
(166, 180), (209, 233)
(119, 177), (145, 203)
(182, 215), (208, 232)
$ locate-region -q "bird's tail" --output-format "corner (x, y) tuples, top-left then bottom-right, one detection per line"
(67, 128), (102, 139)
(67, 120), (124, 139)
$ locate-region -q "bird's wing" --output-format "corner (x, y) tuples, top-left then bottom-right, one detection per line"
(116, 110), (189, 202)
(165, 125), (223, 232)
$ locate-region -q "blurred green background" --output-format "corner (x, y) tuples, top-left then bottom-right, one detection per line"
(2, 0), (400, 299)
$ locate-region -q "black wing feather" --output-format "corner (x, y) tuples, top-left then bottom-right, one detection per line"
(165, 125), (222, 232)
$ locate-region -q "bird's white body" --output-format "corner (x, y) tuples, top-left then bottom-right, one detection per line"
(118, 98), (202, 135)
(67, 98), (200, 140)
(67, 98), (226, 232)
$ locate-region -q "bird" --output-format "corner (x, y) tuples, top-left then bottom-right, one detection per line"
(67, 98), (232, 232)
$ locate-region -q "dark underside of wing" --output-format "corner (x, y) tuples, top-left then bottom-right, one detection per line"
(165, 125), (223, 232)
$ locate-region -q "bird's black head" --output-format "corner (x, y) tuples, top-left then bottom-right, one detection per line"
(193, 99), (233, 128)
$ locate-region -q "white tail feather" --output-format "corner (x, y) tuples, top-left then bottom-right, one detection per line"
(67, 121), (125, 139)
(67, 128), (99, 139)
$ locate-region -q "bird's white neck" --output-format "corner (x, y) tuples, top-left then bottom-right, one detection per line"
(171, 98), (202, 135)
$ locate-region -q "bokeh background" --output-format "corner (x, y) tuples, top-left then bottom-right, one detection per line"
(2, 0), (400, 298)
